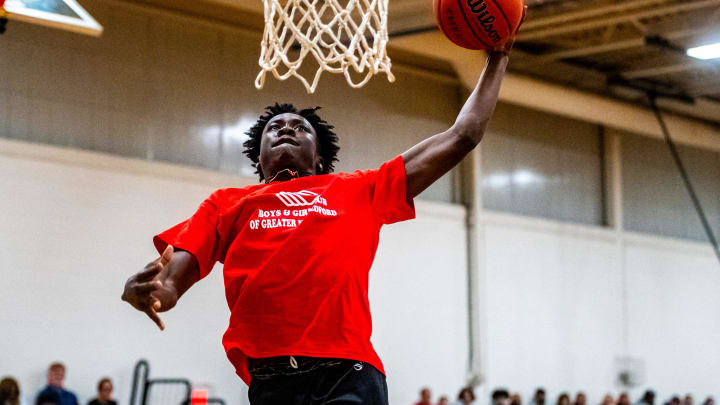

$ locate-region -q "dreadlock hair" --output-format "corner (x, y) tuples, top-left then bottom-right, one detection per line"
(243, 103), (340, 181)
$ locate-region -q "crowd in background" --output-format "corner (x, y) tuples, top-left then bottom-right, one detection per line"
(1, 363), (116, 405)
(412, 387), (716, 405)
(4, 364), (718, 405)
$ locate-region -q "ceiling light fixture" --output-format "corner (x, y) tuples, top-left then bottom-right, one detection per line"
(686, 43), (720, 60)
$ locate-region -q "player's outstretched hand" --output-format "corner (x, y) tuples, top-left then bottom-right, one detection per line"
(121, 245), (179, 330)
(491, 5), (527, 55)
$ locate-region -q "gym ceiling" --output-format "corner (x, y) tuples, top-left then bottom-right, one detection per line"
(127, 0), (720, 125)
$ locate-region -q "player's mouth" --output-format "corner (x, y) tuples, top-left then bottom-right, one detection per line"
(273, 137), (299, 147)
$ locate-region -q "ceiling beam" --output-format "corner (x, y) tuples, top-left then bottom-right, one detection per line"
(686, 83), (720, 97)
(522, 38), (645, 64)
(515, 27), (717, 66)
(622, 61), (719, 79)
(523, 0), (666, 30)
(519, 0), (720, 41)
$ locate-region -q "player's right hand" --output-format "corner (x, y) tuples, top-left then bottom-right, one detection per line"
(491, 5), (527, 55)
(121, 245), (176, 330)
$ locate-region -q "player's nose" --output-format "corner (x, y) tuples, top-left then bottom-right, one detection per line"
(278, 125), (295, 136)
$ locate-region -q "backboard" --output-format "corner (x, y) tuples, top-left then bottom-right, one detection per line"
(3, 0), (102, 36)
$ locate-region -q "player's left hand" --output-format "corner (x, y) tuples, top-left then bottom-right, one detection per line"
(491, 5), (527, 55)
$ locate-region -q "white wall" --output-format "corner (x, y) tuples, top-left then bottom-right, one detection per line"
(625, 236), (720, 398)
(0, 139), (469, 405)
(476, 210), (720, 404)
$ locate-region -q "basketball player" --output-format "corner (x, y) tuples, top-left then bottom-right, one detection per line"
(122, 27), (522, 405)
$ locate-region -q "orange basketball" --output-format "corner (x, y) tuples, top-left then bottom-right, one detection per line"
(434, 0), (524, 50)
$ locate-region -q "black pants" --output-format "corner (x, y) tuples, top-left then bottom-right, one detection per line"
(248, 357), (389, 405)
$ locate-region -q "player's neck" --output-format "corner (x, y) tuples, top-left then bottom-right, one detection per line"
(265, 167), (314, 183)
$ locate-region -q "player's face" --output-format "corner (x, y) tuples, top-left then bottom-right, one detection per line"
(259, 113), (321, 179)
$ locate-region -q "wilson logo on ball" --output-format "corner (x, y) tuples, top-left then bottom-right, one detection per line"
(467, 0), (501, 43)
(434, 0), (523, 50)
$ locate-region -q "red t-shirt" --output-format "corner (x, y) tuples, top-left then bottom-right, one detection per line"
(153, 156), (415, 384)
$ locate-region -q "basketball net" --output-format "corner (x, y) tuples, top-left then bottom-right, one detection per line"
(255, 0), (395, 93)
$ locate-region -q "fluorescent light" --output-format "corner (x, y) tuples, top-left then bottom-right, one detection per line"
(687, 43), (720, 60)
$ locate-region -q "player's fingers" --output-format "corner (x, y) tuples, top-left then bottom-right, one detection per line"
(144, 307), (165, 330)
(137, 263), (163, 281)
(518, 5), (528, 31)
(134, 280), (163, 295)
(160, 245), (174, 266)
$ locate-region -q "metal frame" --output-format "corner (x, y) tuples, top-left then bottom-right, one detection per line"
(130, 360), (192, 405)
(4, 0), (102, 36)
(129, 360), (227, 405)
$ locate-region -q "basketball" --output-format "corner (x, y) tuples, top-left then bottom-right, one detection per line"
(434, 0), (525, 50)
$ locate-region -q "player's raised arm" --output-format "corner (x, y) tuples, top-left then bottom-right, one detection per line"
(121, 245), (201, 330)
(401, 12), (525, 201)
(401, 49), (509, 200)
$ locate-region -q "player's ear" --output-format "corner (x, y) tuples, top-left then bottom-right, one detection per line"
(315, 157), (325, 174)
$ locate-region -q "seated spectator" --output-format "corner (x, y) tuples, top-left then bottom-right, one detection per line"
(415, 387), (432, 405)
(618, 393), (631, 405)
(639, 391), (655, 405)
(530, 389), (546, 405)
(456, 387), (476, 405)
(493, 389), (511, 405)
(602, 394), (617, 405)
(437, 397), (449, 405)
(36, 363), (78, 405)
(35, 393), (58, 405)
(684, 395), (694, 405)
(557, 393), (571, 405)
(702, 398), (714, 405)
(575, 393), (587, 405)
(1, 377), (27, 405)
(87, 379), (116, 405)
(511, 393), (522, 405)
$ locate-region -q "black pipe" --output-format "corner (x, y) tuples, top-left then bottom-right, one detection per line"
(647, 92), (720, 266)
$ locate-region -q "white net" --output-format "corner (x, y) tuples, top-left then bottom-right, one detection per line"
(255, 0), (395, 93)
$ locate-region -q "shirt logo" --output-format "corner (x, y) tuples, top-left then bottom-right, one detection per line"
(275, 190), (327, 207)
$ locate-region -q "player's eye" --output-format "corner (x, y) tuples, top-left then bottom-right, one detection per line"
(295, 125), (308, 132)
(269, 123), (281, 130)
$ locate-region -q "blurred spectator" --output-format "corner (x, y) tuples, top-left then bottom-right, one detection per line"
(492, 390), (510, 405)
(511, 393), (522, 405)
(702, 398), (714, 405)
(1, 377), (27, 405)
(415, 387), (432, 405)
(639, 391), (655, 405)
(87, 379), (116, 405)
(438, 397), (449, 405)
(666, 396), (681, 405)
(530, 389), (546, 405)
(36, 363), (78, 405)
(557, 394), (571, 405)
(602, 394), (617, 405)
(618, 393), (631, 405)
(35, 393), (58, 405)
(684, 395), (694, 405)
(575, 393), (587, 405)
(456, 387), (476, 405)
